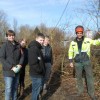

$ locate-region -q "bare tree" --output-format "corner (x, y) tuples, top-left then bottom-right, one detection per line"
(39, 23), (48, 34)
(0, 10), (9, 42)
(13, 18), (18, 33)
(18, 25), (32, 40)
(34, 27), (40, 34)
(85, 0), (100, 31)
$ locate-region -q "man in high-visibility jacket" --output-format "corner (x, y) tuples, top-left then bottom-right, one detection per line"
(68, 25), (99, 100)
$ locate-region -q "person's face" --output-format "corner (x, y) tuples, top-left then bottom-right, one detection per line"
(76, 32), (83, 39)
(20, 40), (27, 48)
(7, 34), (15, 42)
(44, 37), (50, 46)
(36, 37), (44, 45)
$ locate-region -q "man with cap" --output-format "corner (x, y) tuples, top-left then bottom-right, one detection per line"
(68, 25), (100, 100)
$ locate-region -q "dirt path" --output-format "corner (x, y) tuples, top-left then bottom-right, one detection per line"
(18, 71), (100, 100)
(1, 66), (100, 100)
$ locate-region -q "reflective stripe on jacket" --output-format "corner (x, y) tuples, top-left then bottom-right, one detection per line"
(68, 38), (100, 62)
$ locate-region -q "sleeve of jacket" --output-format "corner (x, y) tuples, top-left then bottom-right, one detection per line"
(68, 42), (74, 63)
(28, 47), (39, 66)
(19, 48), (24, 65)
(0, 43), (12, 69)
(28, 47), (43, 73)
(90, 38), (100, 46)
(23, 49), (28, 66)
(51, 47), (53, 65)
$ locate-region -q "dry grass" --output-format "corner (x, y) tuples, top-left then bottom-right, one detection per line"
(0, 57), (100, 100)
(0, 64), (4, 99)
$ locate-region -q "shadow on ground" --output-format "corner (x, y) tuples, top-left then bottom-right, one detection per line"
(42, 70), (62, 100)
(18, 83), (32, 100)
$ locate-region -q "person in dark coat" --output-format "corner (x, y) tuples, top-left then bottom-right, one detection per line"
(19, 39), (28, 96)
(0, 30), (24, 100)
(28, 33), (45, 100)
(42, 35), (53, 91)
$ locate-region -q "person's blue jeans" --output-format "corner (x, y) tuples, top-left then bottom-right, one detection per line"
(44, 63), (52, 84)
(4, 74), (19, 100)
(31, 77), (43, 100)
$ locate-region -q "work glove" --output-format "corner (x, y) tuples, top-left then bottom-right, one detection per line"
(11, 65), (22, 73)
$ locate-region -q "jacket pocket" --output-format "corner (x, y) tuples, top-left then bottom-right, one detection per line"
(74, 52), (89, 62)
(74, 54), (80, 62)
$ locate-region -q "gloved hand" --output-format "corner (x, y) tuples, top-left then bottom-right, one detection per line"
(11, 65), (22, 73)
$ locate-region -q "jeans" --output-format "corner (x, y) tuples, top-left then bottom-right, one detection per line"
(44, 63), (52, 84)
(75, 61), (95, 98)
(31, 77), (43, 100)
(4, 74), (19, 100)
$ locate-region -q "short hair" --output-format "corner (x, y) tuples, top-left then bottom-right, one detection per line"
(20, 38), (27, 43)
(6, 30), (15, 37)
(44, 34), (50, 39)
(36, 33), (45, 39)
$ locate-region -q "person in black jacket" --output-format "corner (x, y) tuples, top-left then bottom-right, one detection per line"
(42, 35), (53, 91)
(0, 30), (24, 100)
(19, 39), (28, 96)
(28, 33), (45, 100)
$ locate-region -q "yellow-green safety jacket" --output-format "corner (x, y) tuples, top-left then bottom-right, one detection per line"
(68, 37), (100, 63)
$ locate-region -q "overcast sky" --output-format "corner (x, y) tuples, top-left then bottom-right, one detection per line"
(0, 0), (97, 31)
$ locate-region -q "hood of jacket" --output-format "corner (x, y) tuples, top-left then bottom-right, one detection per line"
(28, 40), (42, 49)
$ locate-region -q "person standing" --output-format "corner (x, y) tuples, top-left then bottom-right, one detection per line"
(19, 39), (28, 96)
(68, 25), (100, 100)
(42, 35), (53, 91)
(28, 33), (45, 100)
(0, 30), (24, 100)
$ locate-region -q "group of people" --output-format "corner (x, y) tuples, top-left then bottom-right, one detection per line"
(0, 30), (53, 100)
(0, 25), (100, 100)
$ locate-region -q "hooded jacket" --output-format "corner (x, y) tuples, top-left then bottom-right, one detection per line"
(28, 40), (45, 77)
